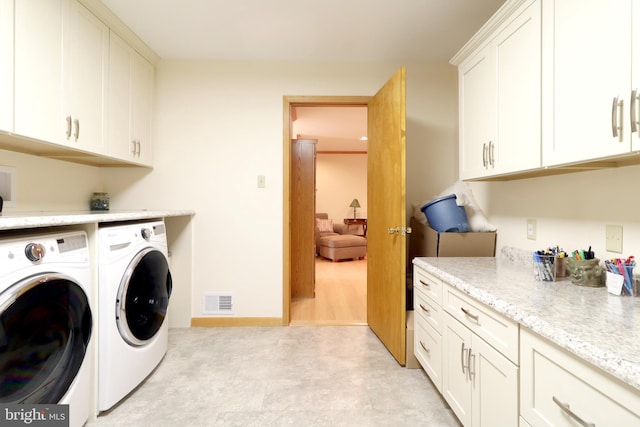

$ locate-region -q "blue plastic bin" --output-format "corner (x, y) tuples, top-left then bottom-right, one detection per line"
(421, 194), (469, 232)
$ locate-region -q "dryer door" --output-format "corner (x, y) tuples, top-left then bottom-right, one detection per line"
(0, 274), (92, 404)
(116, 248), (172, 346)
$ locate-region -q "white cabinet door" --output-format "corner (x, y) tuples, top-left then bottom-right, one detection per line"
(443, 313), (472, 426)
(543, 0), (633, 165)
(14, 0), (64, 144)
(109, 31), (154, 166)
(0, 0), (13, 133)
(470, 331), (518, 427)
(62, 0), (108, 153)
(493, 0), (541, 175)
(458, 44), (496, 180)
(632, 3), (640, 151)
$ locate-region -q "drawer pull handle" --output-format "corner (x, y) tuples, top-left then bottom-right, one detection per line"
(419, 303), (430, 315)
(552, 396), (595, 427)
(460, 307), (479, 322)
(419, 340), (430, 354)
(419, 279), (430, 289)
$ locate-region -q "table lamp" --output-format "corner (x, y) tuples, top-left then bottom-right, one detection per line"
(349, 199), (360, 219)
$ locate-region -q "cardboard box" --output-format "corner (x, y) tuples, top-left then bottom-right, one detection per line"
(405, 311), (420, 369)
(409, 217), (496, 259)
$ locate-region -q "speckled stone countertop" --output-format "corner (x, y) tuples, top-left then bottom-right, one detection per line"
(413, 254), (640, 392)
(0, 210), (195, 230)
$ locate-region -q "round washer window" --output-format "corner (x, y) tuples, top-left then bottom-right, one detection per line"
(0, 275), (92, 404)
(116, 249), (172, 346)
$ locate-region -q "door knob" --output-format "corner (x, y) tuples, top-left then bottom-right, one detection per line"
(387, 227), (400, 234)
(387, 226), (412, 235)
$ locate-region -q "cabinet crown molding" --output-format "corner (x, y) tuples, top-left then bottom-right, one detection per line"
(450, 0), (532, 66)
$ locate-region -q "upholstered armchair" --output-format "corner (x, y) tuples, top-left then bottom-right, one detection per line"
(315, 213), (346, 254)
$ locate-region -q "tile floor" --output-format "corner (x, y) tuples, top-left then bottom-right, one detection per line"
(88, 326), (460, 427)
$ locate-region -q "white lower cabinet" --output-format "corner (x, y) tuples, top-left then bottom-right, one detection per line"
(0, 0), (12, 133)
(520, 328), (640, 426)
(443, 312), (518, 427)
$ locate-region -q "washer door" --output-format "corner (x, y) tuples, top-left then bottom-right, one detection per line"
(0, 274), (92, 404)
(116, 248), (172, 346)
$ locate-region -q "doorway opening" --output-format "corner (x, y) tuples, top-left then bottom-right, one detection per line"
(282, 96), (370, 326)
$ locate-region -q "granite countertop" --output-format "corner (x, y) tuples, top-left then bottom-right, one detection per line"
(0, 210), (195, 230)
(413, 255), (640, 392)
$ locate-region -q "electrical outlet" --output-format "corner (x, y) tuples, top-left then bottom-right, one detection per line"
(527, 219), (537, 240)
(606, 225), (623, 253)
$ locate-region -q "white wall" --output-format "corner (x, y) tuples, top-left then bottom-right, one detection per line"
(102, 60), (457, 319)
(316, 153), (367, 221)
(0, 148), (104, 211)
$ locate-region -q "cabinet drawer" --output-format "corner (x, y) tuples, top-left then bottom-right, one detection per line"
(444, 284), (518, 363)
(414, 289), (443, 334)
(414, 314), (442, 393)
(520, 328), (640, 427)
(413, 266), (443, 305)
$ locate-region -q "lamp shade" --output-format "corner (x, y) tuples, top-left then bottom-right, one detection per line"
(349, 199), (361, 208)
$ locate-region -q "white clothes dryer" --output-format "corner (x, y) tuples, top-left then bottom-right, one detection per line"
(97, 220), (172, 412)
(0, 230), (92, 427)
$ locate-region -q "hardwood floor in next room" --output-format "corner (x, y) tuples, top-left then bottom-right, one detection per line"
(290, 257), (366, 326)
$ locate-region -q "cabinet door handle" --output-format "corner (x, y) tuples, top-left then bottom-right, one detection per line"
(419, 279), (430, 290)
(482, 143), (488, 168)
(489, 141), (495, 167)
(612, 96), (623, 140)
(73, 118), (80, 141)
(461, 343), (468, 375)
(419, 303), (430, 315)
(136, 141), (141, 156)
(66, 116), (72, 139)
(632, 89), (639, 134)
(467, 351), (475, 381)
(460, 306), (479, 322)
(419, 340), (430, 354)
(552, 396), (595, 427)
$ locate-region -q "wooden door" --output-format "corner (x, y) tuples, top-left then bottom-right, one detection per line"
(367, 67), (407, 365)
(290, 139), (317, 298)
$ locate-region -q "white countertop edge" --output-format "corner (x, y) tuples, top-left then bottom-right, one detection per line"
(0, 210), (195, 230)
(412, 257), (640, 392)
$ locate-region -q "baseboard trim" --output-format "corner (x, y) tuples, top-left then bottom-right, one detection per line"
(191, 317), (284, 327)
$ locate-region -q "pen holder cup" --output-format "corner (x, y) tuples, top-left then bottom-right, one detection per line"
(566, 258), (604, 287)
(533, 254), (557, 282)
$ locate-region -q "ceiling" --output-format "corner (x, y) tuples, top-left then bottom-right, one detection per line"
(99, 0), (506, 151)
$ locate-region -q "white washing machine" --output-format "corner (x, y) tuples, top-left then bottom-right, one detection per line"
(0, 230), (92, 427)
(97, 220), (172, 412)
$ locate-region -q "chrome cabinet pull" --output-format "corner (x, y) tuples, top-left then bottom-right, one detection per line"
(460, 306), (479, 322)
(73, 118), (80, 141)
(482, 143), (488, 168)
(130, 140), (136, 155)
(402, 226), (412, 235)
(420, 340), (430, 354)
(419, 303), (430, 315)
(632, 89), (639, 134)
(66, 116), (72, 139)
(136, 141), (141, 156)
(387, 227), (399, 234)
(419, 279), (430, 289)
(612, 96), (623, 140)
(461, 343), (468, 374)
(552, 396), (595, 427)
(489, 141), (495, 167)
(468, 351), (475, 381)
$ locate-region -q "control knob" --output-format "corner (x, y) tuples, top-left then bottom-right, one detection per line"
(141, 228), (152, 240)
(25, 243), (46, 262)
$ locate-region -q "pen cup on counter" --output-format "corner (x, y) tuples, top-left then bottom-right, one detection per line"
(567, 258), (604, 287)
(533, 254), (557, 282)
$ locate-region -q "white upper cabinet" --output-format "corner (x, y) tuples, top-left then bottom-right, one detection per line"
(14, 0), (107, 152)
(632, 3), (640, 151)
(109, 31), (154, 166)
(542, 0), (634, 166)
(14, 0), (64, 144)
(62, 0), (109, 154)
(457, 0), (541, 180)
(0, 0), (13, 133)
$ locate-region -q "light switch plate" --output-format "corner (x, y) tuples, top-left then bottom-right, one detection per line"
(606, 225), (623, 253)
(257, 175), (266, 188)
(527, 219), (536, 240)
